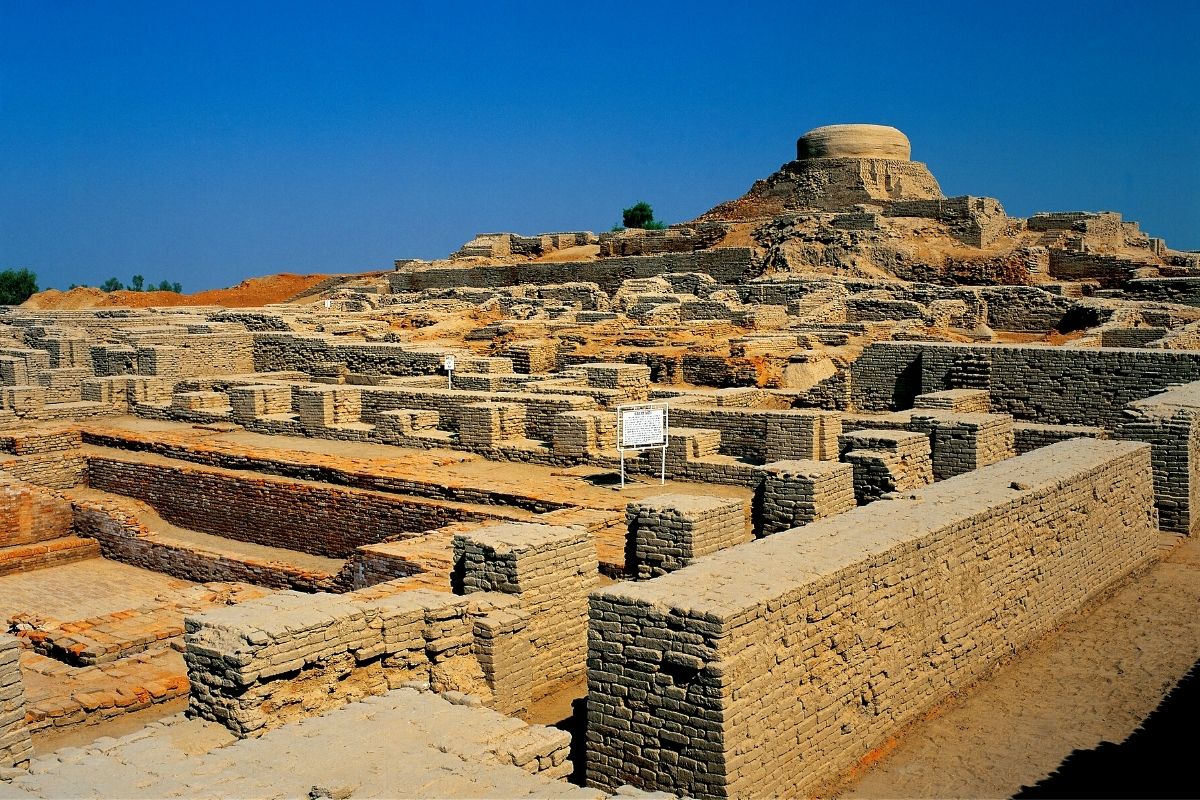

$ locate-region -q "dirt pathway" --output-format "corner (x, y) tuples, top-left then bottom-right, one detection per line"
(834, 534), (1200, 798)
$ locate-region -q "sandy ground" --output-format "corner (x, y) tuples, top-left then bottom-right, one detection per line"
(832, 533), (1200, 798)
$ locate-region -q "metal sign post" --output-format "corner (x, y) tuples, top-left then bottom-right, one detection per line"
(616, 401), (669, 489)
(444, 355), (455, 389)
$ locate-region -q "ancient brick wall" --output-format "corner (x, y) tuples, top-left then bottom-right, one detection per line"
(586, 439), (1158, 798)
(851, 341), (1200, 428)
(453, 523), (598, 693)
(625, 495), (749, 579)
(0, 636), (31, 770)
(667, 406), (840, 463)
(389, 249), (758, 294)
(1115, 383), (1200, 535)
(86, 456), (497, 558)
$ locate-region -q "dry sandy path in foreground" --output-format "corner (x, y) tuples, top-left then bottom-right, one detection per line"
(836, 534), (1200, 798)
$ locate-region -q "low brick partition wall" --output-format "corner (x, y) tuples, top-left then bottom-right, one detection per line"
(453, 522), (599, 695)
(759, 460), (855, 535)
(586, 439), (1159, 798)
(909, 411), (1015, 480)
(85, 453), (510, 558)
(912, 388), (990, 413)
(1115, 382), (1200, 535)
(839, 429), (933, 503)
(72, 498), (370, 592)
(1013, 422), (1105, 454)
(0, 636), (31, 770)
(625, 495), (749, 579)
(187, 524), (597, 737)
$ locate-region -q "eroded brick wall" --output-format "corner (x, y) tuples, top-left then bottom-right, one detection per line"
(86, 456), (496, 558)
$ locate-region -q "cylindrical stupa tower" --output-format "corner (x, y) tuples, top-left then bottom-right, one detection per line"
(797, 124), (912, 161)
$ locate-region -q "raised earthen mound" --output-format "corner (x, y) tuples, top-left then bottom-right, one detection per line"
(23, 273), (333, 310)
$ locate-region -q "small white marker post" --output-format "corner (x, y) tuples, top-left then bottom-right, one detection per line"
(324, 299), (332, 310)
(444, 355), (455, 389)
(616, 402), (668, 489)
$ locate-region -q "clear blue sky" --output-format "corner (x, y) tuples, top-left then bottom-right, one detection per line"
(2, 1), (1197, 292)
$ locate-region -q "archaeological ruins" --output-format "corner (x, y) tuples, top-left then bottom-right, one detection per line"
(0, 123), (1197, 798)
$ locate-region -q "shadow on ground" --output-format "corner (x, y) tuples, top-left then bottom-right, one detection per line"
(1016, 656), (1200, 799)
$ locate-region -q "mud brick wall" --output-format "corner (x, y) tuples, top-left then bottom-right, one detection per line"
(586, 440), (1159, 798)
(1115, 383), (1200, 535)
(625, 495), (749, 579)
(851, 341), (1200, 428)
(912, 388), (990, 413)
(453, 523), (599, 693)
(1, 451), (87, 489)
(86, 456), (496, 558)
(760, 460), (855, 535)
(668, 406), (840, 463)
(141, 333), (254, 376)
(186, 590), (501, 736)
(295, 385), (361, 427)
(1099, 327), (1168, 348)
(0, 358), (28, 386)
(0, 475), (73, 547)
(0, 386), (45, 419)
(1048, 250), (1150, 287)
(389, 249), (758, 294)
(0, 427), (81, 455)
(839, 429), (933, 503)
(457, 403), (526, 448)
(72, 500), (360, 592)
(228, 384), (294, 421)
(252, 333), (448, 376)
(1123, 277), (1200, 307)
(908, 411), (1016, 480)
(78, 428), (573, 514)
(552, 410), (617, 457)
(0, 636), (31, 770)
(974, 286), (1073, 332)
(1013, 422), (1105, 454)
(37, 368), (88, 403)
(359, 386), (594, 441)
(185, 586), (573, 778)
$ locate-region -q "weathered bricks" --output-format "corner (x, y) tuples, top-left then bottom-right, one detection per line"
(586, 440), (1159, 798)
(625, 494), (749, 579)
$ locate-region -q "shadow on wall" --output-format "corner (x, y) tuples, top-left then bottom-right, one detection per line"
(1015, 656), (1200, 799)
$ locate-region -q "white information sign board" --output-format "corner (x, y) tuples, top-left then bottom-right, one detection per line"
(444, 355), (455, 388)
(616, 402), (668, 488)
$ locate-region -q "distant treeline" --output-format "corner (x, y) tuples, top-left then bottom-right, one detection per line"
(70, 275), (184, 294)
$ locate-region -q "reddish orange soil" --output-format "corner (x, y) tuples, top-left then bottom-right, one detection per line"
(22, 273), (335, 310)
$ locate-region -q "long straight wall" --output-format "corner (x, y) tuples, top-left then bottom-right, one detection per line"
(851, 341), (1200, 428)
(586, 439), (1158, 798)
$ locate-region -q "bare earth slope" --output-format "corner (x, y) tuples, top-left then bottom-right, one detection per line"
(22, 273), (334, 310)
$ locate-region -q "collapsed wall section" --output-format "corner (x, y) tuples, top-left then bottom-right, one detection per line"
(586, 439), (1158, 798)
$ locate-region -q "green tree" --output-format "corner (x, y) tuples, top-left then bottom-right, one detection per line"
(621, 201), (667, 230)
(130, 274), (145, 291)
(0, 269), (39, 305)
(171, 281), (182, 293)
(100, 277), (124, 292)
